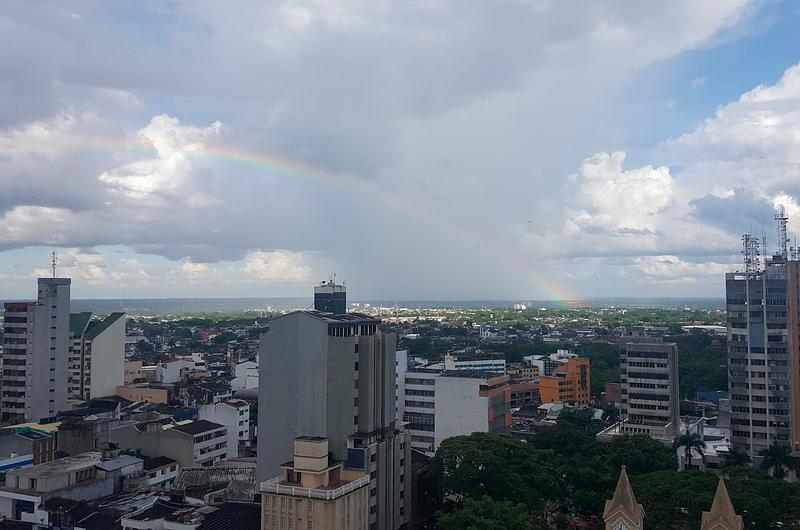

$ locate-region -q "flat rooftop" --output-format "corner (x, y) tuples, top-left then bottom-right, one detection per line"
(10, 452), (102, 478)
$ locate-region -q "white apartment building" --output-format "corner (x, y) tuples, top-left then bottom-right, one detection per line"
(402, 369), (511, 455)
(2, 278), (71, 423)
(198, 399), (250, 458)
(230, 360), (259, 390)
(68, 312), (126, 401)
(443, 353), (505, 373)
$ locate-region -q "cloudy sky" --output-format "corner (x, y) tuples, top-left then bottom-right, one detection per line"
(3, 1), (800, 300)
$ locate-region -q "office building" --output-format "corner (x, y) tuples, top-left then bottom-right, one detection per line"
(258, 308), (409, 530)
(261, 437), (370, 530)
(539, 357), (590, 405)
(68, 312), (127, 401)
(619, 339), (679, 433)
(314, 280), (347, 315)
(403, 369), (511, 456)
(726, 251), (799, 460)
(2, 278), (71, 423)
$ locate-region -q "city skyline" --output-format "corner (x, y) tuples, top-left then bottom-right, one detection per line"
(3, 2), (800, 300)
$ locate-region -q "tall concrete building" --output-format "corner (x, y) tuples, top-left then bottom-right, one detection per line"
(1, 278), (71, 423)
(619, 338), (680, 434)
(258, 308), (410, 530)
(68, 312), (126, 401)
(726, 254), (799, 460)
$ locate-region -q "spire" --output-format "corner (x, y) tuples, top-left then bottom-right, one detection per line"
(603, 466), (644, 529)
(700, 478), (744, 530)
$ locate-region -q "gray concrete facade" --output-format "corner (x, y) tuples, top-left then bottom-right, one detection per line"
(2, 278), (71, 423)
(726, 257), (795, 461)
(620, 339), (680, 431)
(258, 310), (410, 530)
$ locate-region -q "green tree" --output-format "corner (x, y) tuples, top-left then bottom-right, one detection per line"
(672, 431), (706, 469)
(437, 497), (541, 530)
(430, 433), (557, 515)
(722, 448), (751, 467)
(759, 442), (800, 480)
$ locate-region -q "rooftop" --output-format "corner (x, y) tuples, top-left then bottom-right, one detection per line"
(274, 310), (381, 325)
(9, 452), (102, 479)
(171, 420), (225, 435)
(85, 312), (125, 340)
(95, 454), (142, 472)
(69, 312), (92, 336)
(142, 456), (178, 471)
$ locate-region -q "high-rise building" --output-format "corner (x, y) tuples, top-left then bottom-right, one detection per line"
(314, 280), (347, 315)
(726, 255), (798, 460)
(258, 309), (409, 530)
(1, 278), (71, 423)
(68, 312), (126, 401)
(539, 357), (591, 405)
(619, 339), (679, 432)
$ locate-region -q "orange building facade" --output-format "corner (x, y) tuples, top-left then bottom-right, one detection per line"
(539, 357), (590, 405)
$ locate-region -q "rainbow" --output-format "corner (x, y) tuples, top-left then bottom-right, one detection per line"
(50, 133), (574, 302)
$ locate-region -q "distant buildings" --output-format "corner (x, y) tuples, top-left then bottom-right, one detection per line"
(68, 312), (127, 401)
(2, 278), (72, 423)
(539, 357), (590, 405)
(443, 352), (506, 373)
(260, 437), (370, 530)
(258, 283), (409, 530)
(403, 369), (511, 456)
(620, 339), (679, 433)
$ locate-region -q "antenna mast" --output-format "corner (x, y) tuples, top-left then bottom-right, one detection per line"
(50, 251), (58, 278)
(775, 206), (789, 258)
(741, 234), (760, 273)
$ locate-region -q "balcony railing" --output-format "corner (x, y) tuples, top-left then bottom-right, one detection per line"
(260, 474), (370, 501)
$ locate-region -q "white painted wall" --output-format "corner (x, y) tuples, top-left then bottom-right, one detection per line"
(434, 376), (488, 451)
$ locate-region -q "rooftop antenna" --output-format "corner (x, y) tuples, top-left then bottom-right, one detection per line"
(775, 206), (789, 259)
(741, 233), (760, 273)
(50, 251), (58, 278)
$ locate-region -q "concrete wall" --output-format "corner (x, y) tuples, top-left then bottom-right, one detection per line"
(89, 316), (127, 398)
(258, 313), (329, 480)
(198, 402), (248, 458)
(434, 376), (486, 450)
(115, 386), (168, 404)
(29, 279), (71, 422)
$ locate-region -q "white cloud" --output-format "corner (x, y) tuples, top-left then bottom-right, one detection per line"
(98, 115), (221, 198)
(565, 152), (673, 236)
(242, 250), (312, 282)
(180, 261), (210, 281)
(632, 255), (732, 283)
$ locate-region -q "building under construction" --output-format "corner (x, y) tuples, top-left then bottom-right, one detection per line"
(725, 207), (800, 463)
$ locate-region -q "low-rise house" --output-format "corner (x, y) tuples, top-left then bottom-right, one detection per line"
(0, 452), (143, 525)
(142, 457), (180, 489)
(110, 419), (228, 467)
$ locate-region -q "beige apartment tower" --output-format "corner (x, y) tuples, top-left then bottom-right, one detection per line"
(261, 437), (369, 530)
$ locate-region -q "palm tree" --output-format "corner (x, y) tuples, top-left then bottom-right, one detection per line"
(723, 447), (751, 467)
(759, 442), (800, 480)
(672, 431), (706, 470)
